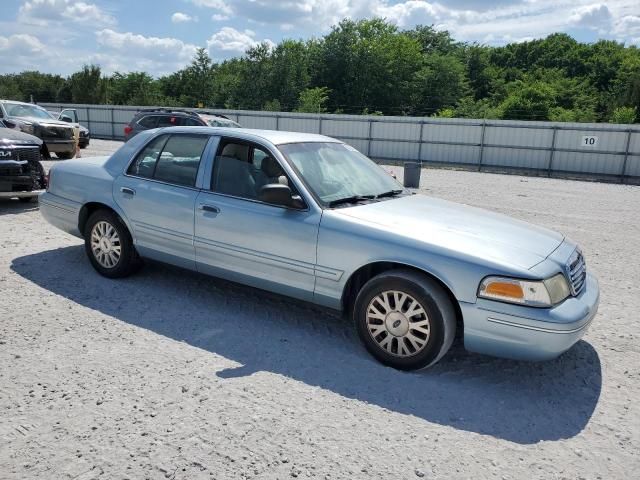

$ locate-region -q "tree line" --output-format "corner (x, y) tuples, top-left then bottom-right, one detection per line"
(1, 18), (638, 123)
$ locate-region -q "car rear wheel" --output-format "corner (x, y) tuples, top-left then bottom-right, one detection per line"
(84, 210), (140, 278)
(353, 269), (456, 370)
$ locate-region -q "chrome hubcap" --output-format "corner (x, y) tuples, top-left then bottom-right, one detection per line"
(366, 290), (430, 357)
(90, 221), (121, 268)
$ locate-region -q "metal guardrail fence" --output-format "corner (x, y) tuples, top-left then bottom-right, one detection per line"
(41, 103), (640, 183)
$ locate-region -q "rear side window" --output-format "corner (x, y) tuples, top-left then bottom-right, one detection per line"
(137, 115), (157, 128)
(153, 135), (209, 186)
(156, 115), (179, 128)
(127, 134), (168, 178)
(180, 117), (203, 126)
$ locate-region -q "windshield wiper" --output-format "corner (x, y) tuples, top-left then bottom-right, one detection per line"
(375, 189), (404, 199)
(328, 195), (375, 207)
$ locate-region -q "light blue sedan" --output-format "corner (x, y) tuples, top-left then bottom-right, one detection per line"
(39, 127), (599, 370)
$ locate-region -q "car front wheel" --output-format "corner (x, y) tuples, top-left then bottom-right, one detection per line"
(84, 210), (140, 278)
(354, 269), (456, 370)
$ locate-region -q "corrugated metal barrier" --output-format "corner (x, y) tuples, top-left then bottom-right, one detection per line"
(41, 103), (640, 183)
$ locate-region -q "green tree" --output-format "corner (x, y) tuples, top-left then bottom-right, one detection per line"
(69, 65), (107, 103)
(412, 54), (467, 115)
(499, 82), (555, 120)
(296, 87), (330, 113)
(318, 18), (424, 114)
(609, 106), (637, 124)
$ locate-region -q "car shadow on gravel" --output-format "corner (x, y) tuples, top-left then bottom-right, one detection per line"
(12, 246), (602, 445)
(0, 198), (39, 215)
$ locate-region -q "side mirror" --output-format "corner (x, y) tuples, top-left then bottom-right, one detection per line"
(259, 183), (304, 208)
(60, 115), (73, 123)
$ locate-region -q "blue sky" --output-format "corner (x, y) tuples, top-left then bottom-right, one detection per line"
(1, 0), (639, 76)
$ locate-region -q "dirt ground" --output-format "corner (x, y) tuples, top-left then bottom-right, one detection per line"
(1, 139), (638, 479)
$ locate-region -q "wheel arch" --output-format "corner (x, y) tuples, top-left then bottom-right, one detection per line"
(78, 201), (133, 239)
(341, 261), (463, 331)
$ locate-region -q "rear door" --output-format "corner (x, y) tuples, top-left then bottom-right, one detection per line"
(113, 133), (213, 269)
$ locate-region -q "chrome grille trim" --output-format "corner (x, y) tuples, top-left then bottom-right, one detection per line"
(566, 248), (587, 296)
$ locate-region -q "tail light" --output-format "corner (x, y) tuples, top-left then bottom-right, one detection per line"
(124, 125), (133, 136)
(45, 170), (51, 191)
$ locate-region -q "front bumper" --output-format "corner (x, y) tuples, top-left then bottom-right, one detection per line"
(45, 140), (75, 153)
(461, 273), (600, 361)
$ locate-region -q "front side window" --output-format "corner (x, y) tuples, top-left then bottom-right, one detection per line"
(211, 140), (292, 201)
(127, 134), (209, 187)
(279, 142), (402, 205)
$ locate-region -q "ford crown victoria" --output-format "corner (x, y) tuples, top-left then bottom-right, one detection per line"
(39, 127), (599, 370)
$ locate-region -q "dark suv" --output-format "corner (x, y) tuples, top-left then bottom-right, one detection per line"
(124, 108), (241, 142)
(0, 100), (75, 159)
(0, 127), (47, 202)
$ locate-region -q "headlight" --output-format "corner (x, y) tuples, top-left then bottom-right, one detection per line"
(15, 121), (34, 134)
(478, 273), (570, 307)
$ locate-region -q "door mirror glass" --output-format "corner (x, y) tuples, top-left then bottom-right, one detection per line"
(258, 183), (293, 206)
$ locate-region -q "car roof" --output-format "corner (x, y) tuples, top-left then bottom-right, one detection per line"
(155, 126), (340, 145)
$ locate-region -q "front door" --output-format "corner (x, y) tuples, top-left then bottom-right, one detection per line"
(113, 133), (211, 269)
(194, 138), (321, 301)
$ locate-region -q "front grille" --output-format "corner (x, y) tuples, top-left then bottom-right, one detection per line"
(0, 147), (41, 163)
(566, 249), (587, 296)
(39, 125), (73, 140)
(15, 147), (41, 162)
(0, 165), (26, 176)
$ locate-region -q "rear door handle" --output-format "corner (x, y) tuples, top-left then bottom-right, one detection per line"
(120, 187), (135, 196)
(199, 204), (220, 214)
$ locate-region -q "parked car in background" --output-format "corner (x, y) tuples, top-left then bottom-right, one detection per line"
(124, 108), (240, 141)
(48, 109), (90, 148)
(0, 100), (75, 159)
(40, 126), (599, 370)
(0, 126), (46, 202)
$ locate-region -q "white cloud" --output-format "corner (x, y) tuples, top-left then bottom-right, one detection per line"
(0, 33), (45, 54)
(18, 0), (115, 27)
(191, 0), (639, 45)
(568, 4), (613, 31)
(95, 29), (199, 75)
(171, 12), (197, 23)
(191, 0), (232, 15)
(206, 27), (274, 55)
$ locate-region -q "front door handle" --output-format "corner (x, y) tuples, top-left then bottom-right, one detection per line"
(120, 187), (135, 196)
(199, 204), (220, 214)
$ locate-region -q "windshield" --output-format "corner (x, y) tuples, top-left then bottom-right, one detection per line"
(279, 142), (403, 205)
(3, 102), (52, 119)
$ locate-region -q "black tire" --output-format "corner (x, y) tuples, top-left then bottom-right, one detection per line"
(19, 196), (38, 203)
(84, 209), (141, 278)
(353, 269), (456, 370)
(56, 151), (74, 160)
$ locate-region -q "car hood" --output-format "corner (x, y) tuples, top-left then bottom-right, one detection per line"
(0, 127), (43, 146)
(332, 194), (564, 270)
(8, 115), (74, 128)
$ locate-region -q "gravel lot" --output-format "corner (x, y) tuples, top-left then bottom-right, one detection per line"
(1, 139), (639, 479)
